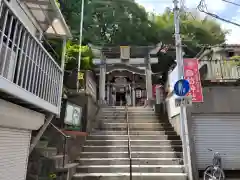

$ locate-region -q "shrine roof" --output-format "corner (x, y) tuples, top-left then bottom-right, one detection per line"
(89, 43), (161, 59)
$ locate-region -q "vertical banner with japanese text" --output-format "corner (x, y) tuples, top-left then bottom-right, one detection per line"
(152, 85), (157, 97)
(184, 58), (203, 102)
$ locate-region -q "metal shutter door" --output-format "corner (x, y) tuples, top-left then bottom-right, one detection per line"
(192, 114), (240, 170)
(0, 127), (31, 180)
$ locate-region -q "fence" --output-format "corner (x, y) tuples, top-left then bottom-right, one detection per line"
(199, 59), (240, 81)
(0, 0), (62, 109)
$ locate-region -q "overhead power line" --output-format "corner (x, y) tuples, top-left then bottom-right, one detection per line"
(197, 0), (240, 27)
(222, 0), (240, 7)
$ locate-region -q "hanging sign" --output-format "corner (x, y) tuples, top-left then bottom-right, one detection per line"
(78, 72), (84, 80)
(184, 58), (203, 102)
(175, 96), (192, 107)
(120, 46), (130, 60)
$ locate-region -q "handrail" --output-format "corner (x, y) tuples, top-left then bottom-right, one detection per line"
(125, 105), (132, 180)
(50, 122), (70, 167)
(50, 123), (70, 138)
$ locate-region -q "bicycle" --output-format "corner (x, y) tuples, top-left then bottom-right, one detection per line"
(203, 148), (225, 180)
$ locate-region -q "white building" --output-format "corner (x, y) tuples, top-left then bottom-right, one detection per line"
(0, 0), (71, 179)
(166, 45), (240, 179)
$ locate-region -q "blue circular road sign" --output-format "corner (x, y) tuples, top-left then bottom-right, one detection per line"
(174, 79), (190, 96)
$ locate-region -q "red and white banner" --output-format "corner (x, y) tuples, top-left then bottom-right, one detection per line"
(184, 58), (203, 102)
(152, 85), (157, 97)
(152, 84), (162, 97)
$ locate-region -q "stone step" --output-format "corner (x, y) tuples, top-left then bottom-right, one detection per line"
(100, 113), (125, 116)
(85, 140), (182, 146)
(97, 123), (173, 131)
(90, 131), (177, 136)
(128, 108), (154, 111)
(77, 165), (184, 173)
(102, 109), (125, 112)
(102, 112), (156, 115)
(99, 115), (161, 121)
(56, 162), (78, 180)
(83, 145), (182, 152)
(79, 151), (182, 158)
(51, 154), (69, 168)
(96, 127), (174, 131)
(98, 118), (164, 123)
(101, 114), (159, 118)
(56, 162), (79, 172)
(128, 114), (159, 117)
(87, 135), (180, 141)
(77, 157), (183, 165)
(99, 117), (160, 121)
(73, 172), (187, 180)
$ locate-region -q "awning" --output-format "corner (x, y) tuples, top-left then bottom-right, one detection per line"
(21, 0), (72, 39)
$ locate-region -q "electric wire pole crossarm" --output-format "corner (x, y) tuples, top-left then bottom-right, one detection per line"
(173, 0), (193, 180)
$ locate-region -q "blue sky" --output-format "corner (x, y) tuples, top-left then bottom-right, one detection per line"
(135, 0), (240, 44)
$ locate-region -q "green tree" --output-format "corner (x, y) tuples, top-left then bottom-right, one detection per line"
(65, 41), (94, 70)
(153, 8), (227, 57)
(45, 0), (94, 70)
(60, 0), (159, 46)
(57, 1), (227, 72)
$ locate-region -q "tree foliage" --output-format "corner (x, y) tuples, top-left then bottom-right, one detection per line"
(60, 0), (159, 46)
(56, 0), (227, 71)
(153, 9), (227, 57)
(65, 41), (94, 70)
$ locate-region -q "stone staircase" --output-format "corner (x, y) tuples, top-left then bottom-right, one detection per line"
(27, 134), (78, 180)
(73, 106), (187, 180)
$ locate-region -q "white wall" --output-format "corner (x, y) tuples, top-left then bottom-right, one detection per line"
(166, 65), (180, 118)
(167, 64), (178, 92)
(0, 99), (45, 130)
(166, 94), (180, 118)
(165, 94), (181, 138)
(166, 65), (181, 137)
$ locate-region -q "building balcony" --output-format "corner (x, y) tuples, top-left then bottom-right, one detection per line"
(199, 59), (240, 82)
(0, 0), (64, 115)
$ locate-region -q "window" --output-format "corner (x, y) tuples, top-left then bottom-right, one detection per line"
(0, 3), (20, 49)
(227, 51), (235, 58)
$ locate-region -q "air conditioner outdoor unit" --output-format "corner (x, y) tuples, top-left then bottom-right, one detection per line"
(0, 43), (16, 81)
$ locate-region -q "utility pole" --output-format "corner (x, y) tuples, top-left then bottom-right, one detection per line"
(77, 0), (85, 91)
(173, 0), (193, 180)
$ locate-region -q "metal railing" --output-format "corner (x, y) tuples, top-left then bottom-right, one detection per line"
(199, 59), (240, 80)
(0, 0), (62, 108)
(125, 105), (132, 180)
(50, 122), (71, 168)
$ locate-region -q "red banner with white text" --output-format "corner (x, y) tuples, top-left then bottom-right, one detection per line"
(184, 58), (203, 102)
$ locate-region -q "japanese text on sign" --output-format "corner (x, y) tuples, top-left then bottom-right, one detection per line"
(184, 58), (203, 102)
(175, 96), (192, 107)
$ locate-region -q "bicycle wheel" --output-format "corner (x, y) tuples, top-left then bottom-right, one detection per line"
(203, 165), (225, 180)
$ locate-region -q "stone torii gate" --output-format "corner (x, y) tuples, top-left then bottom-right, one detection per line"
(90, 44), (161, 106)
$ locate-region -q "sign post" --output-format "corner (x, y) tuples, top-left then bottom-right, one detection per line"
(173, 0), (193, 179)
(174, 79), (192, 107)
